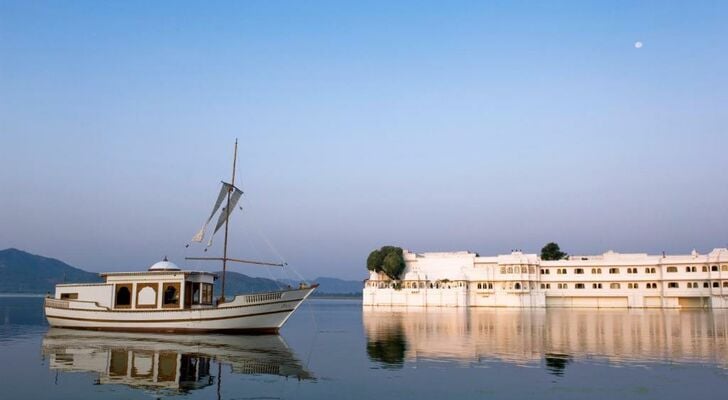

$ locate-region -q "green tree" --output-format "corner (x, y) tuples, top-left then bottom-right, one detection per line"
(367, 250), (384, 273)
(366, 246), (406, 280)
(541, 242), (567, 260)
(382, 251), (405, 280)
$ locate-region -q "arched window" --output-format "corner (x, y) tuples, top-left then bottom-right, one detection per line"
(668, 282), (679, 288)
(477, 283), (482, 289)
(609, 268), (619, 274)
(723, 265), (728, 272)
(723, 282), (728, 288)
(610, 283), (620, 289)
(712, 265), (719, 272)
(115, 286), (131, 307)
(514, 282), (521, 290)
(667, 267), (677, 273)
(702, 266), (708, 272)
(704, 282), (709, 288)
(163, 285), (179, 306)
(713, 282), (719, 288)
(488, 283), (493, 289)
(687, 282), (693, 288)
(685, 266), (691, 272)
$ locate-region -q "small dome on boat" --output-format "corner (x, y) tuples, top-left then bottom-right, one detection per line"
(149, 256), (180, 271)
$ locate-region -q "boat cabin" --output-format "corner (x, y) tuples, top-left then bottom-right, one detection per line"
(53, 259), (217, 311)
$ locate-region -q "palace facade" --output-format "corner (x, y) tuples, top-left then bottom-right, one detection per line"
(362, 248), (728, 308)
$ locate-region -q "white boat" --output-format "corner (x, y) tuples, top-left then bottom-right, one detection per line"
(44, 140), (317, 333)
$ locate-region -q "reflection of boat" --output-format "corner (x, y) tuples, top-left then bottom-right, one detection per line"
(363, 306), (728, 374)
(44, 141), (317, 333)
(41, 328), (312, 394)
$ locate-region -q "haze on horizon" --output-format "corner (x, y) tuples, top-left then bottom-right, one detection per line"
(1, 1), (727, 280)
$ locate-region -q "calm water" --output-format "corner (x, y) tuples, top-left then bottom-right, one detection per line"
(1, 296), (728, 399)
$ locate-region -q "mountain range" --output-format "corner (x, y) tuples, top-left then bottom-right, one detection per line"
(0, 248), (362, 296)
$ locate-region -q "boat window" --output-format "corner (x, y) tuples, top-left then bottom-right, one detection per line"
(162, 283), (180, 308)
(201, 283), (213, 305)
(60, 293), (78, 300)
(192, 283), (201, 304)
(115, 285), (132, 308)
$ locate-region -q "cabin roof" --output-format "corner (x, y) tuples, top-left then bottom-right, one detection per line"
(98, 270), (217, 278)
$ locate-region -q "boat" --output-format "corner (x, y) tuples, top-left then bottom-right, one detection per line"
(44, 140), (317, 333)
(42, 328), (312, 395)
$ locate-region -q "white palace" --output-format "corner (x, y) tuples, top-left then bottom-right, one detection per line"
(363, 248), (728, 308)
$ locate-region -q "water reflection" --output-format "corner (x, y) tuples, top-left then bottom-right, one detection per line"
(42, 328), (312, 395)
(363, 307), (728, 374)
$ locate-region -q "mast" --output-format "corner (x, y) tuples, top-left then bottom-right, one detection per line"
(220, 139), (238, 303)
(186, 139), (285, 303)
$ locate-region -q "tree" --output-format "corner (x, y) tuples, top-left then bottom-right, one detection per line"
(366, 246), (406, 280)
(367, 250), (384, 273)
(541, 242), (567, 260)
(382, 251), (405, 281)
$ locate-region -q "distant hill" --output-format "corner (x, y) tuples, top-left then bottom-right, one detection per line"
(280, 277), (363, 296)
(212, 271), (284, 297)
(0, 248), (101, 293)
(311, 277), (363, 295)
(0, 248), (362, 297)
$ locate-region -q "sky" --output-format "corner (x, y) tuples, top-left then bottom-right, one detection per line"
(1, 1), (727, 280)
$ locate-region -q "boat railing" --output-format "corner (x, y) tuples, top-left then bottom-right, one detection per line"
(220, 284), (318, 307)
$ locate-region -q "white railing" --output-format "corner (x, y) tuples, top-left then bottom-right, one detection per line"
(245, 292), (283, 304)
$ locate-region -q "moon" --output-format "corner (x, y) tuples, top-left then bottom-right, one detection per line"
(634, 41), (643, 49)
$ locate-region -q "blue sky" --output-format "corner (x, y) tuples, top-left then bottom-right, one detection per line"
(1, 1), (727, 279)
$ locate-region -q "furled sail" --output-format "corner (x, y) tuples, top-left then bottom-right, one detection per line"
(210, 187), (243, 236)
(190, 182), (237, 244)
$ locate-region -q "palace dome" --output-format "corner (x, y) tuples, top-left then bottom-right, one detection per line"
(148, 257), (180, 271)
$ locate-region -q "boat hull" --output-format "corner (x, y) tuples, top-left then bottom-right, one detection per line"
(44, 286), (316, 333)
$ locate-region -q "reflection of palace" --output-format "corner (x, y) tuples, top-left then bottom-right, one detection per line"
(363, 307), (728, 373)
(42, 329), (312, 394)
(364, 249), (728, 308)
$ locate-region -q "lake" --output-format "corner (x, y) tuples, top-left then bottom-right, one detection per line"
(1, 296), (727, 399)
